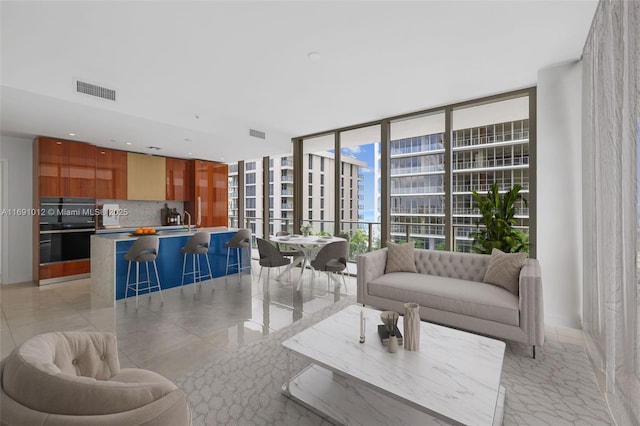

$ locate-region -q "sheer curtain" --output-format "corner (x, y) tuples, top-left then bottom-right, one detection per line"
(582, 1), (640, 425)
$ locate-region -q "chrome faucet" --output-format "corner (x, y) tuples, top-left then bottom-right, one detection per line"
(183, 211), (191, 230)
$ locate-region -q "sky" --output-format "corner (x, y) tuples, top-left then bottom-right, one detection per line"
(341, 143), (378, 223)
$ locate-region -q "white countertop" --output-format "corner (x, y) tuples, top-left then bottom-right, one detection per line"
(93, 226), (238, 241)
(96, 225), (192, 234)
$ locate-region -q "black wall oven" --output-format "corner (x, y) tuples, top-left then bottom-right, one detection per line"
(39, 198), (95, 265)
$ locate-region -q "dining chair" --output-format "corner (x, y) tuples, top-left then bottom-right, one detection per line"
(310, 240), (348, 293)
(275, 231), (303, 259)
(256, 238), (290, 285)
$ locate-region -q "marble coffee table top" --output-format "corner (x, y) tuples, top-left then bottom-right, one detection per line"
(283, 304), (506, 425)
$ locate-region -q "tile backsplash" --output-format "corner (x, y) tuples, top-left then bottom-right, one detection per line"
(97, 199), (184, 227)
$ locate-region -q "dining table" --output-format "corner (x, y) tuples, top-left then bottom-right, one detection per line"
(270, 234), (347, 290)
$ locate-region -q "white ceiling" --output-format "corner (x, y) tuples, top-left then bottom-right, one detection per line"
(1, 1), (598, 163)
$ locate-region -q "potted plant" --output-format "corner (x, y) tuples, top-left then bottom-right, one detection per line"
(470, 182), (529, 254)
(300, 222), (313, 236)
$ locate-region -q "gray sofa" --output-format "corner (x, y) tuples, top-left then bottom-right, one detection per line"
(357, 248), (544, 356)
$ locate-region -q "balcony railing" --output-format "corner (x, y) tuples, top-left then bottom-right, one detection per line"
(452, 182), (530, 193)
(452, 157), (529, 171)
(451, 207), (529, 217)
(281, 175), (294, 182)
(231, 215), (529, 260)
(390, 143), (444, 156)
(390, 187), (444, 195)
(390, 165), (444, 176)
(452, 130), (529, 149)
(390, 207), (444, 215)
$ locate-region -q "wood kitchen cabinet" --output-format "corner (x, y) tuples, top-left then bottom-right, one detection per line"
(39, 260), (91, 281)
(36, 137), (96, 197)
(127, 153), (166, 200)
(166, 157), (192, 201)
(185, 160), (228, 227)
(96, 148), (127, 199)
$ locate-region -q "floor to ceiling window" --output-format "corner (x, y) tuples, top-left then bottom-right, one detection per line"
(271, 154), (295, 234)
(302, 134), (336, 236)
(389, 112), (446, 249)
(339, 125), (380, 259)
(451, 96), (531, 252)
(293, 88), (536, 255)
(228, 162), (239, 228)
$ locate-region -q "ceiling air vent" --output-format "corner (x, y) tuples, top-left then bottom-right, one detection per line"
(76, 80), (116, 101)
(249, 129), (266, 140)
(146, 146), (162, 151)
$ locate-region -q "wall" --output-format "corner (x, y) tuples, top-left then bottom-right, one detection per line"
(536, 61), (584, 328)
(0, 135), (33, 284)
(0, 160), (4, 283)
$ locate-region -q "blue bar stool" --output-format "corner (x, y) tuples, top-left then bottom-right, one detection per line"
(124, 235), (163, 308)
(225, 229), (252, 276)
(181, 231), (213, 293)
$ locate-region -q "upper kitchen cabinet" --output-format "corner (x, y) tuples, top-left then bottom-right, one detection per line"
(127, 153), (166, 200)
(166, 157), (192, 201)
(186, 160), (228, 227)
(35, 137), (96, 197)
(96, 148), (127, 199)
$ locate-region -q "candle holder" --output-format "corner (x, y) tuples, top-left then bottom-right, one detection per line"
(359, 310), (366, 343)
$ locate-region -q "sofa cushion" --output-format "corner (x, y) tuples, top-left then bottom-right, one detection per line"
(368, 272), (519, 326)
(483, 248), (527, 295)
(385, 241), (417, 273)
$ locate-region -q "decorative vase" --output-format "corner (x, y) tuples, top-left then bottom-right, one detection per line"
(388, 334), (399, 353)
(403, 302), (420, 351)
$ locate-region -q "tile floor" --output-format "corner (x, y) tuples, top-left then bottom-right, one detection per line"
(1, 262), (593, 385)
(0, 260), (354, 381)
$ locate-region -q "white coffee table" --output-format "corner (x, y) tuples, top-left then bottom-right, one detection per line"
(282, 305), (506, 426)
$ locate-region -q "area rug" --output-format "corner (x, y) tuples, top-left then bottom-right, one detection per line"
(176, 299), (612, 426)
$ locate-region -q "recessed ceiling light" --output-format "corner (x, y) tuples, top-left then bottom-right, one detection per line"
(221, 157), (225, 161)
(188, 152), (193, 155)
(307, 51), (320, 61)
(125, 142), (132, 145)
(68, 132), (76, 136)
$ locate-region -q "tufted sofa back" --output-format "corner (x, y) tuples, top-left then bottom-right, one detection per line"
(414, 249), (490, 282)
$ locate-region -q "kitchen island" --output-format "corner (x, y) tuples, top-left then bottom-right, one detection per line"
(91, 227), (244, 307)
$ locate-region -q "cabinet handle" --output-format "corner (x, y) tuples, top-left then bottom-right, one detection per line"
(197, 196), (202, 226)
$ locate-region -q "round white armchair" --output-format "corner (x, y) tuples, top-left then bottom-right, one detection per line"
(0, 331), (191, 425)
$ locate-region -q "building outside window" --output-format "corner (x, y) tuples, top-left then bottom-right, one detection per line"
(221, 147), (359, 238)
(227, 91), (531, 254)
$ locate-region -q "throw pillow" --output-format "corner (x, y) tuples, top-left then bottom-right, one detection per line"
(483, 248), (527, 295)
(385, 241), (417, 273)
